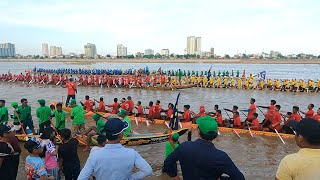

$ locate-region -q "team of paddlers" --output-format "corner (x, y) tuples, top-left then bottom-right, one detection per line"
(1, 69), (320, 92)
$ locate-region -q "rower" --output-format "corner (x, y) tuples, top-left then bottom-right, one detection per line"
(215, 110), (223, 127)
(282, 106), (301, 134)
(81, 95), (95, 111)
(244, 113), (260, 131)
(147, 101), (155, 122)
(135, 101), (144, 117)
(193, 105), (207, 118)
(179, 105), (191, 122)
(263, 105), (281, 132)
(0, 99), (9, 124)
(118, 110), (132, 137)
(242, 98), (256, 122)
(120, 98), (129, 113)
(312, 108), (320, 122)
(259, 99), (276, 127)
(95, 97), (106, 113)
(126, 96), (134, 115)
(36, 99), (51, 133)
(154, 100), (162, 119)
(299, 104), (314, 118)
(164, 103), (174, 120)
(106, 98), (120, 114)
(82, 114), (105, 151)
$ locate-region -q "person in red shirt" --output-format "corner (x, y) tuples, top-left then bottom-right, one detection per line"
(145, 75), (151, 87)
(194, 105), (206, 118)
(246, 98), (256, 121)
(64, 78), (77, 106)
(215, 110), (223, 127)
(106, 98), (119, 114)
(233, 111), (241, 128)
(154, 100), (162, 119)
(97, 97), (105, 112)
(263, 105), (282, 132)
(135, 101), (144, 117)
(245, 113), (260, 130)
(312, 108), (320, 122)
(282, 106), (302, 134)
(147, 101), (155, 122)
(300, 104), (315, 118)
(260, 100), (276, 128)
(126, 96), (134, 115)
(165, 103), (174, 120)
(82, 95), (95, 111)
(120, 98), (129, 114)
(179, 105), (191, 122)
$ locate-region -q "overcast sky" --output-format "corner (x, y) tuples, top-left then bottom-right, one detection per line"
(0, 0), (319, 55)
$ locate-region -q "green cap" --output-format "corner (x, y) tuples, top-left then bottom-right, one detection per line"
(92, 114), (101, 120)
(196, 115), (218, 135)
(172, 133), (180, 141)
(11, 102), (18, 107)
(38, 99), (46, 105)
(117, 109), (126, 116)
(68, 99), (76, 105)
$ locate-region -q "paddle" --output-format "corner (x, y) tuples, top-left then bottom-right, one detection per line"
(274, 129), (285, 144)
(14, 111), (26, 135)
(246, 122), (254, 138)
(223, 109), (240, 138)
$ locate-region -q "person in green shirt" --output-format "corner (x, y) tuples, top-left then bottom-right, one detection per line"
(69, 99), (85, 137)
(0, 99), (9, 124)
(51, 103), (66, 132)
(82, 114), (105, 151)
(36, 99), (51, 133)
(165, 133), (180, 158)
(16, 98), (35, 134)
(178, 69), (183, 85)
(10, 101), (19, 123)
(118, 109), (131, 137)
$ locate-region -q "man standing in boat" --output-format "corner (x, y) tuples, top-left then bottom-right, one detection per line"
(64, 78), (77, 107)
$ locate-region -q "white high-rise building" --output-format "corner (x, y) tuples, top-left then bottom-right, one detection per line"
(50, 46), (57, 56)
(160, 49), (170, 57)
(186, 36), (201, 55)
(117, 44), (127, 57)
(42, 43), (49, 56)
(84, 43), (97, 58)
(0, 43), (16, 57)
(56, 47), (62, 56)
(144, 48), (154, 56)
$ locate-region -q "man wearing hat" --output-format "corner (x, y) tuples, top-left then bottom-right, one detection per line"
(0, 99), (9, 124)
(36, 99), (52, 133)
(0, 123), (21, 180)
(78, 118), (152, 180)
(118, 109), (131, 137)
(69, 99), (85, 137)
(164, 115), (244, 180)
(165, 133), (179, 158)
(82, 114), (105, 151)
(276, 118), (320, 179)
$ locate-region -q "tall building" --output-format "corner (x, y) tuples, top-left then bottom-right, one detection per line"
(186, 36), (201, 55)
(84, 43), (97, 58)
(144, 48), (154, 56)
(160, 49), (170, 57)
(42, 43), (49, 56)
(117, 44), (127, 57)
(210, 48), (215, 57)
(50, 46), (56, 56)
(0, 43), (16, 57)
(56, 47), (62, 56)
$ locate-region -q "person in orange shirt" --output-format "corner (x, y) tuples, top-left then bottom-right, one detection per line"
(245, 113), (260, 131)
(179, 105), (191, 122)
(264, 105), (282, 132)
(283, 106), (302, 134)
(135, 101), (144, 117)
(82, 95), (95, 111)
(165, 103), (174, 120)
(160, 74), (166, 87)
(154, 100), (162, 119)
(232, 111), (241, 128)
(312, 108), (320, 122)
(147, 101), (155, 122)
(260, 100), (276, 128)
(246, 98), (256, 121)
(126, 96), (134, 115)
(120, 98), (129, 113)
(300, 104), (314, 118)
(64, 78), (77, 106)
(215, 110), (223, 127)
(145, 74), (151, 87)
(106, 98), (119, 114)
(97, 97), (105, 112)
(194, 105), (207, 118)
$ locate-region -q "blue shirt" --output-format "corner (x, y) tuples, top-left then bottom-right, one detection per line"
(78, 144), (153, 180)
(164, 139), (245, 180)
(25, 155), (48, 180)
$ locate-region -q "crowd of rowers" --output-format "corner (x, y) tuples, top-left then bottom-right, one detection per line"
(1, 70), (320, 92)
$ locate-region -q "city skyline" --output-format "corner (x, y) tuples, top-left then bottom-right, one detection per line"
(0, 0), (320, 55)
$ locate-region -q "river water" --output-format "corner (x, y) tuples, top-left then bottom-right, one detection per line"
(0, 62), (319, 179)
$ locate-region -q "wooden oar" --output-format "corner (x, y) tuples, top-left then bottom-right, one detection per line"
(274, 129), (285, 144)
(232, 129), (241, 138)
(246, 122), (254, 138)
(14, 111), (26, 135)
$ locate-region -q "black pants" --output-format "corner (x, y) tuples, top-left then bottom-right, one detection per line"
(63, 164), (80, 180)
(65, 95), (76, 106)
(282, 125), (295, 134)
(39, 121), (51, 133)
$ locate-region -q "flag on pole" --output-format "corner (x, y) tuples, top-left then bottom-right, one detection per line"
(157, 67), (161, 73)
(207, 65), (212, 79)
(169, 93), (181, 130)
(259, 71), (266, 80)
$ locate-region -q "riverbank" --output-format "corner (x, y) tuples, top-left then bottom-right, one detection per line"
(1, 58), (320, 64)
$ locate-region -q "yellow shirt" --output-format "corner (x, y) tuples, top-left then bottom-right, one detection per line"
(276, 148), (320, 180)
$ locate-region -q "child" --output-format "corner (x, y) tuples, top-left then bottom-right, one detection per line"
(24, 138), (54, 180)
(90, 134), (107, 153)
(51, 103), (66, 133)
(58, 129), (81, 180)
(40, 127), (59, 180)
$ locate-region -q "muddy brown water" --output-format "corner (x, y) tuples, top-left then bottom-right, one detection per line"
(1, 82), (318, 179)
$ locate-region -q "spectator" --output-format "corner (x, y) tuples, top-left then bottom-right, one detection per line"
(78, 118), (153, 180)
